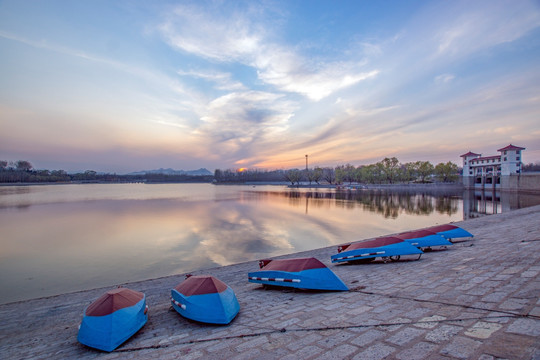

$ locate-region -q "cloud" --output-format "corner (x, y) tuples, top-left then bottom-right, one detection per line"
(3, 0), (540, 172)
(0, 30), (160, 85)
(177, 69), (245, 91)
(431, 1), (540, 59)
(256, 52), (380, 100)
(157, 3), (378, 100)
(434, 73), (455, 84)
(150, 119), (190, 129)
(158, 4), (263, 62)
(194, 90), (296, 159)
(361, 0), (540, 102)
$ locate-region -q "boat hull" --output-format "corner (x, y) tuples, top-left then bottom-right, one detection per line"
(425, 224), (474, 240)
(404, 234), (453, 248)
(77, 297), (148, 352)
(248, 267), (348, 291)
(171, 287), (240, 324)
(331, 241), (422, 263)
(437, 228), (474, 240)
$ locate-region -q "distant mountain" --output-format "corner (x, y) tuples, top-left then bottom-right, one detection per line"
(127, 168), (213, 176)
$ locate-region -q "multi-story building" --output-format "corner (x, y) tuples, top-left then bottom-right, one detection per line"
(461, 144), (525, 189)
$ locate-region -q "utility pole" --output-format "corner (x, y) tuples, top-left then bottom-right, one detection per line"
(305, 154), (308, 170)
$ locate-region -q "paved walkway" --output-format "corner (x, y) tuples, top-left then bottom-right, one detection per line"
(1, 205), (539, 360)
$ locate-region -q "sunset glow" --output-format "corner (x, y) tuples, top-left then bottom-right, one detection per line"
(1, 1), (539, 173)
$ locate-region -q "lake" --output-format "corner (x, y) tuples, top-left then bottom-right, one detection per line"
(1, 183), (538, 304)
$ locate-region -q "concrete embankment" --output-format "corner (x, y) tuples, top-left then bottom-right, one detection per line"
(1, 205), (539, 359)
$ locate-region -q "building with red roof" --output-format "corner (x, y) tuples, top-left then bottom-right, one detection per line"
(461, 144), (525, 189)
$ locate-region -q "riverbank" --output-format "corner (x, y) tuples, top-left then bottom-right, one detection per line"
(1, 205), (539, 359)
(289, 182), (464, 193)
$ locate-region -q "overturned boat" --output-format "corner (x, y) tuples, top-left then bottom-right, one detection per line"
(248, 257), (348, 291)
(77, 287), (148, 352)
(171, 275), (240, 324)
(425, 224), (474, 241)
(331, 236), (423, 264)
(395, 229), (453, 249)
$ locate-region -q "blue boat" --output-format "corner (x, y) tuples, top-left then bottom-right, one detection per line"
(395, 229), (453, 249)
(248, 257), (348, 291)
(425, 224), (474, 241)
(171, 275), (240, 324)
(77, 287), (148, 352)
(331, 236), (423, 264)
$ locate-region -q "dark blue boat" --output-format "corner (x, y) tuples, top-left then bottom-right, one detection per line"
(171, 275), (240, 324)
(331, 236), (423, 263)
(77, 287), (148, 352)
(425, 224), (474, 241)
(395, 229), (453, 249)
(248, 257), (348, 291)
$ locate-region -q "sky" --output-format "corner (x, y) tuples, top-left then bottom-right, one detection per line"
(1, 0), (540, 173)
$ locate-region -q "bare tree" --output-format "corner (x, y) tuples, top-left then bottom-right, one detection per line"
(306, 168), (323, 185)
(15, 160), (33, 171)
(322, 167), (335, 184)
(284, 169), (302, 185)
(523, 162), (540, 172)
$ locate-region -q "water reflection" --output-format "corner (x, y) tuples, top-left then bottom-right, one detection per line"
(254, 189), (461, 218)
(0, 198), (295, 304)
(4, 184), (537, 304)
(463, 189), (540, 218)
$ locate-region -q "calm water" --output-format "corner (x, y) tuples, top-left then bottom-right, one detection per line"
(1, 183), (538, 304)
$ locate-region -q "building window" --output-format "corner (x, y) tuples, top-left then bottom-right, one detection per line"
(504, 151), (507, 155)
(504, 157), (507, 161)
(517, 156), (520, 161)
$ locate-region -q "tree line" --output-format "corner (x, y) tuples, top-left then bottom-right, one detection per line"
(213, 158), (461, 185)
(0, 160), (213, 184)
(281, 159), (540, 186)
(283, 158), (460, 186)
(3, 158), (538, 185)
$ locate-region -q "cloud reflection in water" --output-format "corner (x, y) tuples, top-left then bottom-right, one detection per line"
(0, 185), (464, 303)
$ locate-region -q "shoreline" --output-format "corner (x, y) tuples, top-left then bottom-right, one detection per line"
(1, 205), (539, 359)
(2, 180), (539, 195)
